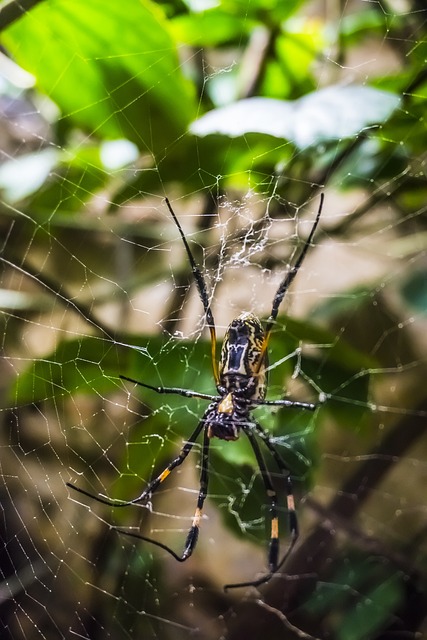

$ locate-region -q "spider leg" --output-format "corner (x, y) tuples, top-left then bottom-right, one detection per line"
(165, 198), (219, 385)
(224, 421), (298, 590)
(66, 413), (207, 508)
(114, 426), (211, 562)
(255, 421), (298, 572)
(255, 398), (317, 411)
(267, 194), (323, 329)
(258, 194), (324, 369)
(119, 375), (219, 401)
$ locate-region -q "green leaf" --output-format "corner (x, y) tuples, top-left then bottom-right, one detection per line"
(271, 315), (375, 371)
(269, 316), (373, 429)
(7, 333), (215, 409)
(304, 555), (404, 636)
(190, 85), (400, 149)
(172, 9), (254, 47)
(8, 336), (126, 407)
(3, 0), (196, 153)
(337, 575), (402, 640)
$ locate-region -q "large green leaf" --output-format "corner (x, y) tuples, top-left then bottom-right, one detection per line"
(2, 0), (196, 153)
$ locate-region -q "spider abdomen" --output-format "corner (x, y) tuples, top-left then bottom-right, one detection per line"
(219, 312), (268, 402)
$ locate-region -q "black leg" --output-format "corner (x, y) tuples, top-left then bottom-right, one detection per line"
(119, 375), (219, 401)
(66, 413), (207, 507)
(165, 198), (219, 385)
(181, 426), (210, 559)
(256, 397), (317, 411)
(224, 428), (280, 590)
(224, 422), (299, 590)
(256, 195), (323, 371)
(265, 194), (323, 331)
(113, 427), (211, 563)
(255, 421), (299, 568)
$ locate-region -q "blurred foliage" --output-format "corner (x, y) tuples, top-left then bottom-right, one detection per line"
(1, 0), (427, 639)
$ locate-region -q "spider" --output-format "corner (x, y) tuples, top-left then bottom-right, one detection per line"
(67, 194), (323, 590)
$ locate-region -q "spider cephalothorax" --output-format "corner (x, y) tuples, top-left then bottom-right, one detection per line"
(67, 195), (323, 590)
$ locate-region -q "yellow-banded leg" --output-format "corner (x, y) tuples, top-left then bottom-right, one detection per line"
(181, 428), (210, 559)
(254, 421), (299, 553)
(224, 421), (299, 590)
(113, 426), (210, 563)
(66, 414), (207, 508)
(224, 428), (279, 590)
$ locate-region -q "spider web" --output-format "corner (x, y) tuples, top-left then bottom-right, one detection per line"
(1, 1), (427, 639)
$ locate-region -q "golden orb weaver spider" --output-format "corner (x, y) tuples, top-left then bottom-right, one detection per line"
(67, 194), (323, 590)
